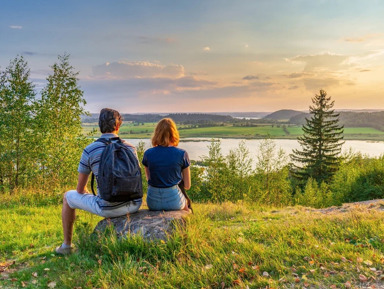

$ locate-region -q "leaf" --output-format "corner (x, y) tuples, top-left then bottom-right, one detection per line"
(364, 260), (373, 266)
(294, 277), (300, 283)
(44, 268), (50, 271)
(359, 274), (368, 282)
(204, 264), (213, 270)
(252, 265), (260, 270)
(238, 267), (246, 274)
(232, 279), (241, 285)
(345, 281), (352, 288)
(32, 272), (38, 278)
(309, 260), (315, 265)
(262, 271), (269, 277)
(357, 257), (363, 263)
(47, 281), (56, 288)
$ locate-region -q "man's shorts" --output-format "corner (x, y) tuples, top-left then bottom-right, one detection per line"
(65, 190), (142, 218)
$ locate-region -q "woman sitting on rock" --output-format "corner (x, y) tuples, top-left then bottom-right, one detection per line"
(142, 118), (191, 212)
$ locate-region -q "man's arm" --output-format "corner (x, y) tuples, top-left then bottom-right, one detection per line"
(76, 173), (89, 194)
(182, 167), (191, 190)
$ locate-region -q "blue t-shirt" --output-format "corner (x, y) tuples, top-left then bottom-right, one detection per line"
(142, 146), (190, 188)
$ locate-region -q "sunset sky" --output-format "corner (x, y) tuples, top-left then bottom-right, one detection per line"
(1, 0), (384, 113)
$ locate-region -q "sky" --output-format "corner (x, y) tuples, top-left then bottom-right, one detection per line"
(1, 0), (384, 113)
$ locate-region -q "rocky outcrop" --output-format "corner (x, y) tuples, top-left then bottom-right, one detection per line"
(93, 209), (190, 241)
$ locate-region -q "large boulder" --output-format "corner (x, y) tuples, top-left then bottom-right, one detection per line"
(93, 209), (190, 241)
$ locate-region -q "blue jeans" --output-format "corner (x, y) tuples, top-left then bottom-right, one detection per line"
(146, 185), (186, 211)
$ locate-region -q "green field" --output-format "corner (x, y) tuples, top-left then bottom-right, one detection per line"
(1, 191), (384, 288)
(83, 123), (384, 141)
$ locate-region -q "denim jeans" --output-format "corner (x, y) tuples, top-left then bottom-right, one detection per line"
(146, 185), (186, 211)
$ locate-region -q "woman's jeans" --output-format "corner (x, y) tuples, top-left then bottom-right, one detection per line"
(146, 185), (186, 211)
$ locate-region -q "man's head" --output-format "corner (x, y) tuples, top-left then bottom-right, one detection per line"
(98, 108), (123, 133)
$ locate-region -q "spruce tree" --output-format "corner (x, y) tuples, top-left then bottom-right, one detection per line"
(291, 89), (344, 184)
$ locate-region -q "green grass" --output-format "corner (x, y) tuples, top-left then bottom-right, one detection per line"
(1, 193), (384, 288)
(83, 123), (384, 140)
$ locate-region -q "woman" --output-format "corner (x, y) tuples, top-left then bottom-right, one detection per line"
(142, 118), (191, 211)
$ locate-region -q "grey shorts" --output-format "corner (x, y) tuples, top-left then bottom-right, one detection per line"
(65, 190), (142, 218)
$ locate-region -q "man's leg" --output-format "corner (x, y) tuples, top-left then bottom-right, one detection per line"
(62, 193), (76, 245)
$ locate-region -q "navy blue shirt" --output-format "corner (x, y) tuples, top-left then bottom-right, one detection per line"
(142, 146), (190, 188)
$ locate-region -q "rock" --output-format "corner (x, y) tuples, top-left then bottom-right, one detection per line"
(93, 209), (191, 241)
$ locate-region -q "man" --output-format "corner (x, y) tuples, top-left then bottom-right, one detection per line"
(55, 108), (142, 255)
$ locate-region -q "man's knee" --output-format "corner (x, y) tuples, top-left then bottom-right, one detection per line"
(63, 190), (76, 208)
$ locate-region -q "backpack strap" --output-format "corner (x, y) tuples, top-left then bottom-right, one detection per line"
(90, 137), (121, 196)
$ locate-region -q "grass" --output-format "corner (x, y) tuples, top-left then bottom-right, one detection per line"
(1, 192), (384, 288)
(83, 123), (384, 140)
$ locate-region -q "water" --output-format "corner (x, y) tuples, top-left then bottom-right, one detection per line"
(125, 138), (384, 161)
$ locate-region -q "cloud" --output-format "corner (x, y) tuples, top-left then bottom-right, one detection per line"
(302, 77), (340, 91)
(9, 25), (22, 29)
(242, 75), (259, 80)
(137, 36), (176, 44)
(288, 52), (349, 72)
(343, 34), (383, 43)
(22, 51), (38, 56)
(286, 73), (306, 79)
(92, 61), (185, 79)
(203, 46), (211, 52)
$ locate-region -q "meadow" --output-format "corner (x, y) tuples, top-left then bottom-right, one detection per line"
(83, 123), (384, 140)
(1, 191), (384, 288)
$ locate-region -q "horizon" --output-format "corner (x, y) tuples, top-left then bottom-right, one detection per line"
(85, 108), (384, 115)
(2, 1), (384, 112)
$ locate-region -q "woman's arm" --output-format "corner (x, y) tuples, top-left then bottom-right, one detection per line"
(144, 166), (150, 181)
(182, 167), (191, 190)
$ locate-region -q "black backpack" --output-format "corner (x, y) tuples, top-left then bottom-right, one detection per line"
(91, 137), (143, 202)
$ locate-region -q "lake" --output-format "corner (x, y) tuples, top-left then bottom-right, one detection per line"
(125, 138), (384, 161)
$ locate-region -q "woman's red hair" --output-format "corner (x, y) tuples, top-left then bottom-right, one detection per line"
(152, 118), (180, 147)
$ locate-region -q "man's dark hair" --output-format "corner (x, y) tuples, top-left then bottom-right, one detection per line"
(99, 108), (123, 133)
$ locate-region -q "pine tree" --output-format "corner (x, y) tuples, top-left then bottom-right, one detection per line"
(291, 89), (344, 184)
(0, 56), (36, 189)
(34, 54), (88, 187)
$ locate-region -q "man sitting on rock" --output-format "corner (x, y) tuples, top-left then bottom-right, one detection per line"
(55, 108), (142, 255)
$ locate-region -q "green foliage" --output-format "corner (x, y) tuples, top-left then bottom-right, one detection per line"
(331, 154), (384, 203)
(291, 90), (344, 184)
(136, 140), (148, 194)
(33, 54), (88, 188)
(0, 54), (88, 192)
(192, 139), (292, 206)
(294, 178), (334, 208)
(0, 56), (36, 189)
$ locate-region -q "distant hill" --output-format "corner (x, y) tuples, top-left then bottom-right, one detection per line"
(290, 111), (384, 131)
(263, 109), (304, 120)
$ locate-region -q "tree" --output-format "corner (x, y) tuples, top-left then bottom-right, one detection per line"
(291, 89), (344, 184)
(34, 54), (88, 187)
(0, 56), (36, 189)
(254, 138), (291, 206)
